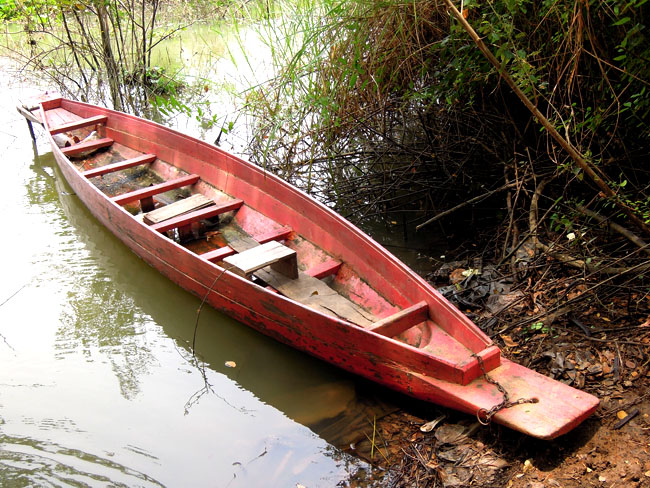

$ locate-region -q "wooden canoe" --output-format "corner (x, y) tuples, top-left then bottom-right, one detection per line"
(23, 96), (598, 439)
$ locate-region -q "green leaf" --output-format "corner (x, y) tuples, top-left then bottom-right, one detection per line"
(612, 16), (631, 26)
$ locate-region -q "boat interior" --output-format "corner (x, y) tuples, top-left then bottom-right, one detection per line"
(38, 99), (500, 385)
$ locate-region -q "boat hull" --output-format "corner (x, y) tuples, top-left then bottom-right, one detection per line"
(34, 97), (599, 439)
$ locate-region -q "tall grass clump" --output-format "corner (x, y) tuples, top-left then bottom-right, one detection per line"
(235, 0), (650, 242)
(235, 0), (508, 227)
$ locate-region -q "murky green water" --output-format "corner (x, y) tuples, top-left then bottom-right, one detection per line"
(0, 63), (387, 486)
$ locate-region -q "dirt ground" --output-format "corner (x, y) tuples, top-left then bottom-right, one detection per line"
(342, 256), (650, 488)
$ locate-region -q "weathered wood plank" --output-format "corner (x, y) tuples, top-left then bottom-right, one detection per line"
(61, 137), (114, 156)
(16, 104), (43, 125)
(255, 267), (376, 326)
(223, 241), (298, 279)
(144, 193), (214, 224)
(82, 154), (157, 178)
(151, 199), (244, 233)
(369, 301), (429, 337)
(49, 115), (108, 135)
(197, 226), (292, 263)
(216, 223), (373, 324)
(111, 174), (200, 206)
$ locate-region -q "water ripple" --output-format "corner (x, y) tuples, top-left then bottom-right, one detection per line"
(0, 434), (164, 488)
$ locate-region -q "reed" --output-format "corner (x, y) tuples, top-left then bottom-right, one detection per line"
(234, 0), (502, 227)
(233, 0), (650, 244)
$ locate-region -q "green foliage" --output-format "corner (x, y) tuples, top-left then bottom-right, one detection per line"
(0, 0), (19, 20)
(234, 0), (650, 224)
(433, 0), (650, 152)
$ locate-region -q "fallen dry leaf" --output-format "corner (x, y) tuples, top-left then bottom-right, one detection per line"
(523, 458), (533, 473)
(420, 415), (446, 433)
(449, 268), (467, 284)
(435, 424), (468, 445)
(500, 334), (518, 347)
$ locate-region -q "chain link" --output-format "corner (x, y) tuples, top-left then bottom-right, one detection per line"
(472, 354), (538, 425)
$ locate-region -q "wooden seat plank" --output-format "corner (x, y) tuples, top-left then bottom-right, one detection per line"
(49, 115), (108, 135)
(82, 154), (156, 178)
(369, 301), (429, 337)
(223, 241), (298, 279)
(151, 199), (244, 233)
(61, 137), (114, 156)
(144, 193), (214, 224)
(198, 226), (292, 263)
(112, 174), (200, 206)
(210, 222), (375, 326)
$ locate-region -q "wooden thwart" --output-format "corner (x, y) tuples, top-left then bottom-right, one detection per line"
(83, 154), (156, 178)
(151, 199), (244, 233)
(61, 137), (114, 156)
(144, 193), (214, 225)
(253, 227), (293, 244)
(216, 224), (374, 326)
(200, 245), (236, 263)
(369, 301), (429, 337)
(111, 174), (200, 206)
(224, 241), (298, 279)
(49, 115), (108, 135)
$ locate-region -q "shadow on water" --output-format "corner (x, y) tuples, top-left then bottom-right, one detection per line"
(32, 147), (399, 455)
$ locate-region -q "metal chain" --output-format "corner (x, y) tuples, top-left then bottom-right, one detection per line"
(472, 354), (539, 425)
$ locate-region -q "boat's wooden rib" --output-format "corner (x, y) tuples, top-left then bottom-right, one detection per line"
(369, 301), (430, 337)
(25, 95), (600, 440)
(151, 199), (244, 233)
(83, 154), (157, 178)
(111, 174), (200, 206)
(61, 137), (114, 156)
(305, 259), (342, 279)
(252, 227), (293, 244)
(49, 115), (108, 135)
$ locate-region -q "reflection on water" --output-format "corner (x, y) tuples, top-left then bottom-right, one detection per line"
(1, 433), (163, 487)
(0, 62), (387, 486)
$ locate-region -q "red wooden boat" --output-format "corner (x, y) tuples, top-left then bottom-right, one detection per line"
(20, 96), (598, 439)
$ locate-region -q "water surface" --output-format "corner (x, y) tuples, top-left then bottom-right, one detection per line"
(0, 62), (379, 487)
